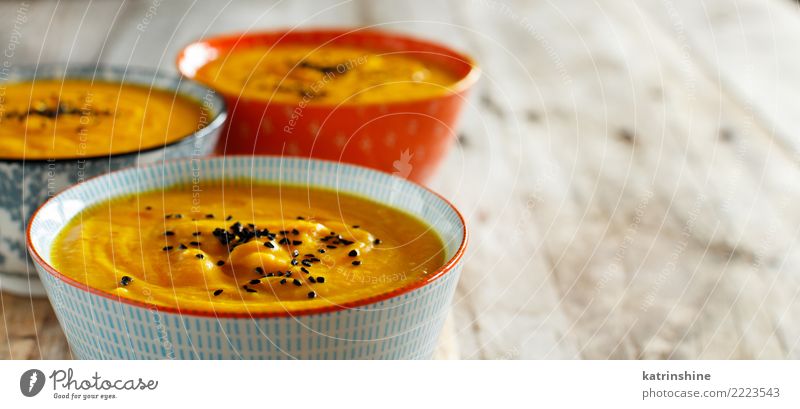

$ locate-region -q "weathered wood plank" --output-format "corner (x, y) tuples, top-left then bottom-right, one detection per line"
(0, 0), (128, 66)
(429, 0), (800, 359)
(640, 0), (800, 157)
(635, 0), (800, 359)
(0, 291), (71, 359)
(498, 0), (800, 358)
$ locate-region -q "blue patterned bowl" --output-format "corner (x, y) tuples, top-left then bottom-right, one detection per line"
(27, 156), (467, 359)
(0, 65), (226, 295)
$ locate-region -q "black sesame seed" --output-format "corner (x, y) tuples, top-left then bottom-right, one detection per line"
(373, 238), (382, 245)
(318, 249), (326, 253)
(285, 271), (292, 277)
(279, 230), (288, 235)
(307, 291), (316, 299)
(309, 276), (317, 283)
(192, 232), (202, 236)
(120, 276), (132, 286)
(174, 214), (182, 219)
(266, 272), (274, 277)
(249, 279), (261, 285)
(297, 216), (305, 220)
(278, 238), (289, 245)
(309, 257), (320, 263)
(290, 259), (299, 266)
(327, 245), (337, 249)
(292, 279), (302, 286)
(316, 277), (325, 283)
(276, 271), (285, 277)
(164, 231), (175, 236)
(244, 286), (257, 293)
(195, 254), (204, 259)
(179, 243), (188, 250)
(304, 253), (314, 258)
(212, 228), (236, 245)
(301, 260), (312, 267)
(213, 289), (223, 296)
(351, 260), (361, 266)
(265, 241), (276, 249)
(292, 240), (302, 246)
(165, 214), (173, 219)
(145, 206), (152, 211)
(226, 215), (233, 221)
(352, 225), (360, 229)
(189, 241), (201, 246)
(162, 246), (173, 251)
(300, 267), (310, 274)
(341, 239), (354, 246)
(292, 228), (300, 235)
(248, 223), (256, 228)
(216, 260), (225, 266)
(292, 249), (299, 258)
(254, 267), (264, 274)
(348, 249), (359, 257)
(205, 214), (215, 219)
(280, 279), (287, 285)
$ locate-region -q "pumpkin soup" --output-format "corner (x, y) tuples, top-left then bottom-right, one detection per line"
(51, 183), (445, 313)
(194, 45), (459, 104)
(0, 80), (208, 159)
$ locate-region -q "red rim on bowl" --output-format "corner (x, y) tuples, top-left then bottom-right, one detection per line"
(26, 156), (468, 319)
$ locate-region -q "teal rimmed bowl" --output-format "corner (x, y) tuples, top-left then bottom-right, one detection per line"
(26, 156), (466, 359)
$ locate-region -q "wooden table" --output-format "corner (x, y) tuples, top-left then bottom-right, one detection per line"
(3, 0), (800, 359)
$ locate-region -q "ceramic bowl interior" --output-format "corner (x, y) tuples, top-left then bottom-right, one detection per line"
(0, 63), (228, 160)
(28, 155), (466, 316)
(177, 28), (479, 99)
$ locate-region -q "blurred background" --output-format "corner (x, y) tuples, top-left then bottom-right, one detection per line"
(2, 0), (800, 359)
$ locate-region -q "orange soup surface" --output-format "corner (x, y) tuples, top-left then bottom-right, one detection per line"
(194, 45), (460, 104)
(51, 183), (446, 313)
(0, 80), (208, 159)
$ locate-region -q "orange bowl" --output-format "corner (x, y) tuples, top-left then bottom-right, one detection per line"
(176, 28), (479, 183)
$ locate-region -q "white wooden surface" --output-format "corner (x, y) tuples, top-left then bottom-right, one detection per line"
(2, 0), (800, 359)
